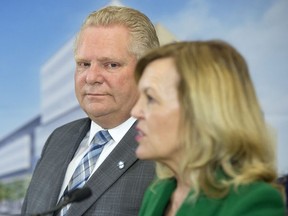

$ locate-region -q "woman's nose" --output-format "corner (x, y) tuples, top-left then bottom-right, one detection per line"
(131, 97), (144, 119)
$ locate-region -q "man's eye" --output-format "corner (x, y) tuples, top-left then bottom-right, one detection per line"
(105, 62), (120, 69)
(77, 62), (90, 67)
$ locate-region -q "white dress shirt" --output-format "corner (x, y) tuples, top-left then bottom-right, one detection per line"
(58, 117), (136, 200)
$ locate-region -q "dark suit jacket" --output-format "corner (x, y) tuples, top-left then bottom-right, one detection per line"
(139, 178), (286, 216)
(21, 118), (155, 216)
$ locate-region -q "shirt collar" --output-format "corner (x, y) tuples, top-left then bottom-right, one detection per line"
(89, 117), (136, 145)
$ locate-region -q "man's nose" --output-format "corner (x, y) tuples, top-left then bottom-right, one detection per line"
(86, 64), (104, 84)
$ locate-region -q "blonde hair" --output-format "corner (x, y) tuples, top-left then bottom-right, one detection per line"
(135, 40), (278, 201)
(74, 6), (159, 59)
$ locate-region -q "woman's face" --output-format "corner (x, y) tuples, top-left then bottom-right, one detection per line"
(131, 57), (182, 168)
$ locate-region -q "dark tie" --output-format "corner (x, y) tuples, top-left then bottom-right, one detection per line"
(59, 130), (112, 216)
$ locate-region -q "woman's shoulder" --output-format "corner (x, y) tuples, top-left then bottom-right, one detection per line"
(222, 181), (285, 216)
(234, 181), (282, 197)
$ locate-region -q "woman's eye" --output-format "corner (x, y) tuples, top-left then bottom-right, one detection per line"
(146, 94), (155, 103)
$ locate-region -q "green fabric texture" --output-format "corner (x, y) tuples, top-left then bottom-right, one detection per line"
(139, 178), (286, 216)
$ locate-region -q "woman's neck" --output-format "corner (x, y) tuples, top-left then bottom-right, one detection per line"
(165, 179), (190, 216)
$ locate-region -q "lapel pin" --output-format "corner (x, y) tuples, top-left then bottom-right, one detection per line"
(117, 161), (125, 169)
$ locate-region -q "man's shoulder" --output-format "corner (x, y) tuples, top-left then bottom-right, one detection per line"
(48, 118), (91, 139)
(55, 117), (90, 131)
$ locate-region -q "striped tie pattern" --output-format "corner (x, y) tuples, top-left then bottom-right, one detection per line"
(59, 130), (112, 216)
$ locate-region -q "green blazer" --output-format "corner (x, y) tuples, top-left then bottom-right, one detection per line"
(139, 178), (286, 216)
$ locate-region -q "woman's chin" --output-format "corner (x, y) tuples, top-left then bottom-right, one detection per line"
(135, 148), (150, 160)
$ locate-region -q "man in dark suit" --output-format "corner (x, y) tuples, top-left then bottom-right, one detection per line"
(21, 6), (160, 216)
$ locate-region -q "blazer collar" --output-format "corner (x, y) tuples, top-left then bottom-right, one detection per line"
(67, 122), (139, 215)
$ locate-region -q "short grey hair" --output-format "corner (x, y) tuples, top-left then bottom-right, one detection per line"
(74, 6), (160, 59)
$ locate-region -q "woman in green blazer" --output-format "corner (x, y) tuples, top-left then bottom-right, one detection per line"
(139, 178), (284, 216)
(131, 40), (286, 216)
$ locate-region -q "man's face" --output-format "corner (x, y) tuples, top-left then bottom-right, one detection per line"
(74, 25), (139, 128)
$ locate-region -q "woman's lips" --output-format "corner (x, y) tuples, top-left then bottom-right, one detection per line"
(135, 127), (145, 142)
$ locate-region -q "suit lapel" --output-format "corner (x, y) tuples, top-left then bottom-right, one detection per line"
(25, 118), (91, 215)
(67, 123), (139, 215)
(46, 118), (91, 211)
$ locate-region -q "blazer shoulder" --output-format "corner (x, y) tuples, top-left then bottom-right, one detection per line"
(54, 117), (90, 132)
(40, 117), (90, 155)
(235, 181), (284, 201)
(222, 181), (286, 216)
(47, 117), (90, 138)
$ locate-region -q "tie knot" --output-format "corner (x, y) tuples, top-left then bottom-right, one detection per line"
(93, 130), (112, 146)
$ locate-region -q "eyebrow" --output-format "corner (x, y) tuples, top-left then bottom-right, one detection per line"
(74, 56), (86, 61)
(98, 57), (120, 62)
(143, 87), (150, 93)
(142, 87), (157, 96)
